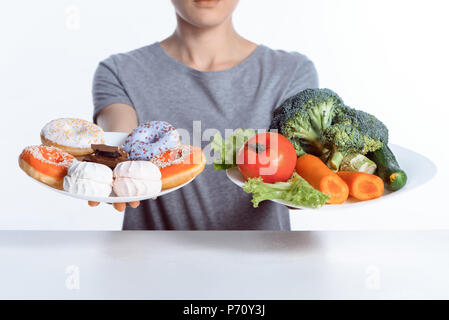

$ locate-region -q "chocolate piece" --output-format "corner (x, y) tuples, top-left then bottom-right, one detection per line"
(83, 154), (126, 169)
(83, 144), (129, 169)
(91, 144), (126, 158)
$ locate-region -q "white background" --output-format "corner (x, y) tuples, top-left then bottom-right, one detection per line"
(1, 0), (448, 230)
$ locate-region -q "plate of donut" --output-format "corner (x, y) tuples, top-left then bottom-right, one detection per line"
(19, 119), (206, 203)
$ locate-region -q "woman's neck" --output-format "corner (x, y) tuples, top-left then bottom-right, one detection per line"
(160, 16), (257, 71)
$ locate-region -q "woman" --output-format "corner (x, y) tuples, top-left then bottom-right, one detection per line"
(90, 0), (318, 230)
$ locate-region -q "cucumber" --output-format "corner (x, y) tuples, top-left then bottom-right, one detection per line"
(370, 145), (407, 191)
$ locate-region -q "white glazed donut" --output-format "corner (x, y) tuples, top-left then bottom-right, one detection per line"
(41, 118), (105, 157)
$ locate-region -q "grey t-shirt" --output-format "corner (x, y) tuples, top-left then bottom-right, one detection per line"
(93, 42), (318, 230)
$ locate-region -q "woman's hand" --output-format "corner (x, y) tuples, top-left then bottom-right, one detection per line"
(91, 102), (142, 212)
(88, 201), (140, 212)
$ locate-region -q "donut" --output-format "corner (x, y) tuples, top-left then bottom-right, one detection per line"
(19, 145), (75, 190)
(150, 145), (206, 189)
(122, 121), (179, 161)
(41, 118), (105, 157)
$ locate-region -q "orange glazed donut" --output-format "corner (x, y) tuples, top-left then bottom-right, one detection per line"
(150, 145), (206, 190)
(19, 146), (75, 190)
(41, 118), (105, 157)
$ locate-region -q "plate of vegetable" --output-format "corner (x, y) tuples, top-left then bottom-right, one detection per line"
(212, 88), (427, 210)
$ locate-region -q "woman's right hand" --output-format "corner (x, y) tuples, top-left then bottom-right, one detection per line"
(88, 201), (140, 212)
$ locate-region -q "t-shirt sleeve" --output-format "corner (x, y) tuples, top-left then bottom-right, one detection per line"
(281, 58), (319, 103)
(92, 57), (134, 123)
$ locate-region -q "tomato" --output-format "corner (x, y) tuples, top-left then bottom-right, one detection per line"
(236, 132), (297, 183)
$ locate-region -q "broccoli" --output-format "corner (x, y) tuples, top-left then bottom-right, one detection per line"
(325, 106), (388, 169)
(270, 88), (389, 170)
(270, 88), (344, 156)
(340, 153), (377, 174)
(321, 123), (366, 168)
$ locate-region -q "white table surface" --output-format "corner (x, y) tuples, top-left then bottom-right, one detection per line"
(1, 231), (448, 299)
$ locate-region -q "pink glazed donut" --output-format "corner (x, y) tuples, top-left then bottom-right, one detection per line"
(122, 121), (180, 160)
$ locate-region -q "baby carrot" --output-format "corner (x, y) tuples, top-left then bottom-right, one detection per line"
(337, 171), (384, 201)
(296, 154), (349, 204)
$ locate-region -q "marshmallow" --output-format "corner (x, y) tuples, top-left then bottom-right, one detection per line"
(113, 161), (162, 197)
(63, 176), (113, 197)
(63, 160), (113, 197)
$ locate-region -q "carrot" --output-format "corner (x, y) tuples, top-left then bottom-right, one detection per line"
(296, 154), (349, 204)
(337, 171), (384, 201)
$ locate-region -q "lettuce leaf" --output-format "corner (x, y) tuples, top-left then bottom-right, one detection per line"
(211, 129), (258, 170)
(243, 173), (330, 208)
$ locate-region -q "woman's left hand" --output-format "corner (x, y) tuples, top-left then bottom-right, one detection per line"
(88, 201), (140, 212)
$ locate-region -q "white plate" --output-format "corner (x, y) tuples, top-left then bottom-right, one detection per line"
(226, 144), (437, 210)
(24, 132), (195, 203)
